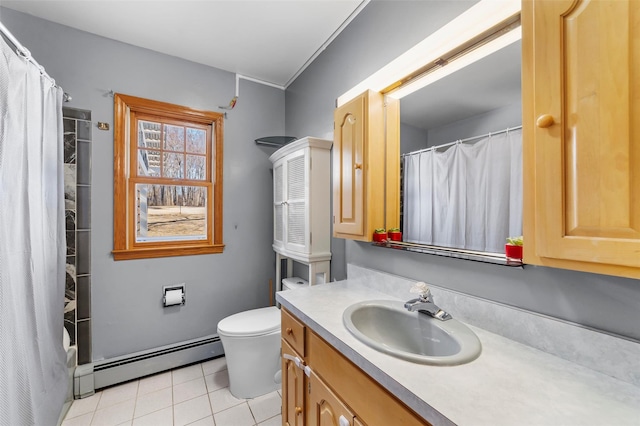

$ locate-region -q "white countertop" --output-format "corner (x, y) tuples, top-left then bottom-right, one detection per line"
(276, 280), (640, 426)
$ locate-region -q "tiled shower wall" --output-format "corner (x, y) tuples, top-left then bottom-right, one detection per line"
(63, 107), (92, 365)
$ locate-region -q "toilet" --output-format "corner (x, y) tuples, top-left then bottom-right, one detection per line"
(217, 277), (308, 399)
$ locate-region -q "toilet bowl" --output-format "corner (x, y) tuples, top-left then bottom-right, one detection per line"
(217, 277), (309, 399)
(217, 306), (281, 399)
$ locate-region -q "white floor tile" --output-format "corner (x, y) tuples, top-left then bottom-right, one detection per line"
(134, 386), (173, 418)
(201, 357), (227, 376)
(62, 412), (94, 426)
(186, 415), (215, 426)
(173, 376), (207, 404)
(132, 406), (173, 426)
(213, 402), (255, 426)
(115, 422), (132, 426)
(204, 370), (229, 393)
(91, 398), (136, 426)
(172, 364), (204, 386)
(248, 391), (281, 423)
(138, 371), (172, 396)
(97, 381), (139, 410)
(66, 392), (102, 419)
(208, 387), (246, 413)
(258, 414), (282, 426)
(173, 394), (212, 426)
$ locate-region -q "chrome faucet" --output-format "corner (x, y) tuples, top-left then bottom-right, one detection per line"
(404, 282), (452, 321)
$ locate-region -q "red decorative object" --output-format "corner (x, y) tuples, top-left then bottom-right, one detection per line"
(505, 244), (523, 260)
(388, 231), (402, 241)
(373, 232), (387, 242)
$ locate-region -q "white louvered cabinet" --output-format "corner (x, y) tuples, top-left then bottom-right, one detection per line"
(270, 137), (333, 287)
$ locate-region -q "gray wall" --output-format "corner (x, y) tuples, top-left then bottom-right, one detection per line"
(426, 103), (522, 146)
(2, 7), (284, 360)
(285, 1), (640, 341)
(400, 123), (428, 155)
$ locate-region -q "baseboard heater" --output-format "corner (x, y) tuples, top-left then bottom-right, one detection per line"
(82, 334), (224, 393)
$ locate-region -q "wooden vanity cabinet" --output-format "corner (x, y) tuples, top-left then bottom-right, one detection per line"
(308, 371), (358, 426)
(522, 0), (640, 279)
(282, 309), (307, 426)
(282, 339), (306, 426)
(333, 90), (400, 241)
(281, 309), (430, 426)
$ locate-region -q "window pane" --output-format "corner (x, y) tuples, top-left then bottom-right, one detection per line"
(186, 155), (206, 180)
(164, 124), (185, 151)
(163, 152), (184, 178)
(138, 120), (161, 149)
(186, 128), (206, 154)
(136, 184), (207, 242)
(138, 149), (161, 177)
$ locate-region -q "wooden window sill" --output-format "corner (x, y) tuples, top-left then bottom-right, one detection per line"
(112, 244), (225, 261)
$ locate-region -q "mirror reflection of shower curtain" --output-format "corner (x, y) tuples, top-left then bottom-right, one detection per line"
(403, 129), (522, 253)
(0, 38), (68, 424)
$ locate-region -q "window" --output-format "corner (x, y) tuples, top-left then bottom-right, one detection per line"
(113, 94), (224, 260)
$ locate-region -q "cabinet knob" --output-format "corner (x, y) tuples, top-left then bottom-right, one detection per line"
(295, 406), (303, 415)
(354, 163), (362, 170)
(536, 114), (555, 128)
(286, 327), (293, 335)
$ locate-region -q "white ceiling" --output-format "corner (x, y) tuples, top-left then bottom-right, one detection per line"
(1, 0), (366, 87)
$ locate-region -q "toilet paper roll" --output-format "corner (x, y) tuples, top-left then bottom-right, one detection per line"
(164, 289), (184, 306)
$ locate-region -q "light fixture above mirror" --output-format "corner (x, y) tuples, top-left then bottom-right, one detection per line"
(337, 0), (521, 107)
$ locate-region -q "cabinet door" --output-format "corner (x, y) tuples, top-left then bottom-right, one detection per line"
(286, 150), (309, 253)
(282, 339), (306, 426)
(526, 0), (640, 276)
(273, 160), (285, 250)
(333, 94), (365, 237)
(308, 372), (355, 426)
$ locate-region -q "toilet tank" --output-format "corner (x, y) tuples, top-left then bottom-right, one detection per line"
(282, 277), (309, 291)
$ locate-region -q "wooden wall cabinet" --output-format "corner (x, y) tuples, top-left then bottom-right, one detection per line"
(281, 309), (429, 426)
(333, 90), (400, 241)
(522, 0), (640, 279)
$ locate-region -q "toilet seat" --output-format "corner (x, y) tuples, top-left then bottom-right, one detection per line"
(217, 306), (280, 337)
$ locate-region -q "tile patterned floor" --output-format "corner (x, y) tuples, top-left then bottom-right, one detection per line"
(61, 357), (282, 426)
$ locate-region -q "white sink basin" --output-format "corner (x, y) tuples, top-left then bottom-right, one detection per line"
(343, 299), (481, 365)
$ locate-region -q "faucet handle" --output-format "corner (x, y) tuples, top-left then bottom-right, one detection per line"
(410, 281), (431, 301)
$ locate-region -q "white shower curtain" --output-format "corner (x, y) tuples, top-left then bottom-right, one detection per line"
(403, 129), (522, 253)
(0, 36), (68, 425)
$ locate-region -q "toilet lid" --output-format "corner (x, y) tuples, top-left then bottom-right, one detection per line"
(217, 306), (280, 337)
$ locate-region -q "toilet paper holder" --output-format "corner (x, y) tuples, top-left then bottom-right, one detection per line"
(163, 284), (186, 307)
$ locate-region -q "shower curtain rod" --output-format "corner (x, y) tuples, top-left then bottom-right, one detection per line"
(401, 125), (522, 157)
(0, 21), (71, 101)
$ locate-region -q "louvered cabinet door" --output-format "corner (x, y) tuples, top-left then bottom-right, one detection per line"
(285, 149), (310, 253)
(273, 160), (285, 251)
(524, 0), (640, 279)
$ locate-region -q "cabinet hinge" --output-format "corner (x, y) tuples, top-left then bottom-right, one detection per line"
(308, 382), (311, 394)
(310, 233), (312, 245)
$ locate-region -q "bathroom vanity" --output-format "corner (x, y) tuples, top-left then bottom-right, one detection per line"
(281, 308), (426, 426)
(277, 271), (640, 426)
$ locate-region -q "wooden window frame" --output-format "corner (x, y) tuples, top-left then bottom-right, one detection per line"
(113, 93), (224, 260)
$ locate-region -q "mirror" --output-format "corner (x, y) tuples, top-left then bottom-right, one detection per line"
(385, 38), (523, 266)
